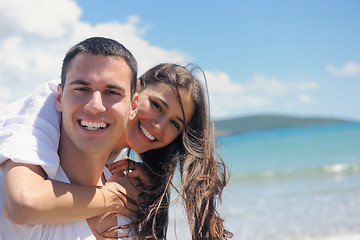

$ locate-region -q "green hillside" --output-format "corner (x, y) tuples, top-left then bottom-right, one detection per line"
(214, 115), (354, 136)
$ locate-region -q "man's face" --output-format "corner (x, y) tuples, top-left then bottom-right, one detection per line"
(56, 53), (136, 155)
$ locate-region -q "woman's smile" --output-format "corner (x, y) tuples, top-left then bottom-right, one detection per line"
(139, 122), (156, 141)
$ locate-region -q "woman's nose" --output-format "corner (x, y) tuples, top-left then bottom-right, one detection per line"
(84, 91), (106, 114)
(151, 117), (166, 131)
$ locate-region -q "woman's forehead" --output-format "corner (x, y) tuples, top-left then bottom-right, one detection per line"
(140, 82), (174, 94)
(140, 82), (195, 123)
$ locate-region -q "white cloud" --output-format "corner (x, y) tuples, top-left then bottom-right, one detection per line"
(206, 72), (317, 119)
(326, 62), (360, 77)
(205, 71), (243, 94)
(298, 94), (313, 104)
(288, 81), (318, 91)
(0, 0), (81, 39)
(0, 87), (12, 104)
(0, 0), (320, 120)
(204, 72), (277, 118)
(245, 74), (288, 96)
(0, 0), (190, 108)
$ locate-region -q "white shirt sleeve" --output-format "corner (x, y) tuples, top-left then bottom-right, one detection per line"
(0, 80), (61, 179)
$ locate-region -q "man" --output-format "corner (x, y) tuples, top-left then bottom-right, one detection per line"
(0, 37), (141, 239)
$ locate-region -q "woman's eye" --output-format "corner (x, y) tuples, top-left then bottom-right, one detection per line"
(151, 101), (162, 111)
(171, 120), (181, 131)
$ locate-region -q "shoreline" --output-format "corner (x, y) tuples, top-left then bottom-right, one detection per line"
(214, 114), (358, 137)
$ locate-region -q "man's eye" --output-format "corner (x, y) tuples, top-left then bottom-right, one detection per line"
(105, 90), (121, 95)
(75, 87), (89, 92)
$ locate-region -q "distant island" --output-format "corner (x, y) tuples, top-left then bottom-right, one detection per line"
(214, 114), (356, 136)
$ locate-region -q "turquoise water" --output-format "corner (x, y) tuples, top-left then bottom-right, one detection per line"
(218, 122), (360, 240)
(168, 122), (360, 239)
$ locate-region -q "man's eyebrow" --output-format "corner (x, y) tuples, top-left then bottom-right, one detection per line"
(106, 84), (126, 93)
(68, 80), (126, 93)
(69, 79), (89, 86)
(159, 98), (185, 124)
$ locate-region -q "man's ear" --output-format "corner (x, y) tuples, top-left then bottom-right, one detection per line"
(55, 84), (63, 112)
(129, 93), (138, 120)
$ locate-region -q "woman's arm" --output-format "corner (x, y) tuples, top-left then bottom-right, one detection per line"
(2, 159), (140, 225)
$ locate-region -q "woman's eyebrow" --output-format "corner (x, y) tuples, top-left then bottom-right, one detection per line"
(158, 98), (168, 109)
(176, 117), (185, 124)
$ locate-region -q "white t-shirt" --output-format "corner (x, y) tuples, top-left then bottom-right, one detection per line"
(0, 81), (60, 178)
(0, 81), (134, 239)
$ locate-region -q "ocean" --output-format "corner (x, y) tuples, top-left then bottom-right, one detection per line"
(168, 122), (360, 239)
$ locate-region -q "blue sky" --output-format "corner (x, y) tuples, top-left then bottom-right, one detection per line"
(0, 0), (359, 120)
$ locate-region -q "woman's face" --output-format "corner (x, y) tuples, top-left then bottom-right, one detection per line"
(125, 82), (194, 153)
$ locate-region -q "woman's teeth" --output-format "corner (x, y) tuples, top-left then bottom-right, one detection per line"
(80, 120), (107, 130)
(139, 123), (155, 140)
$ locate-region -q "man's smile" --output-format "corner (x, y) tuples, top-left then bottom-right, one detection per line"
(80, 119), (108, 131)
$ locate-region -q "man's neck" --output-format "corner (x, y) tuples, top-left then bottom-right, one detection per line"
(58, 139), (111, 186)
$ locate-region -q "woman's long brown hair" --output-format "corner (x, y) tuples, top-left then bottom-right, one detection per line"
(104, 63), (232, 239)
(136, 64), (232, 239)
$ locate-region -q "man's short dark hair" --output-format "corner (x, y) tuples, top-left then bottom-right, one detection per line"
(60, 37), (138, 96)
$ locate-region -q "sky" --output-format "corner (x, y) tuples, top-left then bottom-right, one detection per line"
(0, 0), (359, 121)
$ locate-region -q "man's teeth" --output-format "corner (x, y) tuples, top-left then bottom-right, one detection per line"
(80, 120), (107, 130)
(139, 123), (155, 140)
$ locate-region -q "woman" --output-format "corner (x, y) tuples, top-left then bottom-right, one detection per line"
(122, 64), (232, 239)
(0, 63), (232, 239)
(99, 63), (232, 239)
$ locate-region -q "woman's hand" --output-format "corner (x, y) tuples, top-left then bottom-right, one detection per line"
(107, 158), (151, 189)
(87, 159), (152, 238)
(104, 158), (151, 210)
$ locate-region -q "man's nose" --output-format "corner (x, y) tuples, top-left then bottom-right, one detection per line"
(84, 91), (106, 114)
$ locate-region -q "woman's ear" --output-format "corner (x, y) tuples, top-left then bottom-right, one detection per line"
(136, 79), (142, 92)
(55, 84), (63, 112)
(129, 93), (138, 120)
